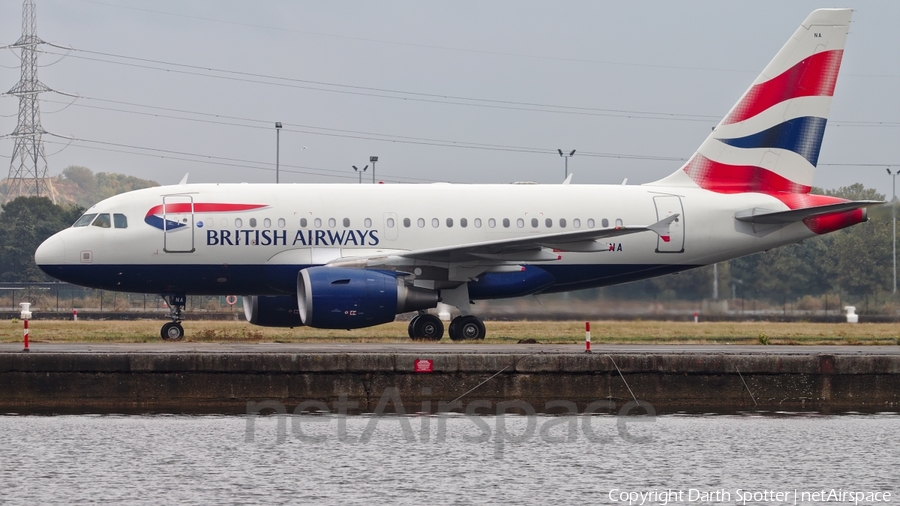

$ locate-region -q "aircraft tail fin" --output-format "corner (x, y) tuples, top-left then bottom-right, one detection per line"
(648, 9), (852, 194)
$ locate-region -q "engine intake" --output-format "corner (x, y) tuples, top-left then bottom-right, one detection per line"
(297, 267), (439, 329)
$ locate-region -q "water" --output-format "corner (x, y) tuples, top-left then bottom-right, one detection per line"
(1, 413), (898, 505)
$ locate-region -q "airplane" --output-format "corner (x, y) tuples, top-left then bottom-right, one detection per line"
(35, 8), (879, 341)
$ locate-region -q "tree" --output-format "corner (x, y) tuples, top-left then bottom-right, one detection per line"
(0, 197), (84, 281)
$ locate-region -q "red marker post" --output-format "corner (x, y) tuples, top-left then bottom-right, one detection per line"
(20, 303), (32, 353)
(694, 311), (699, 324)
(585, 321), (591, 353)
(73, 309), (77, 321)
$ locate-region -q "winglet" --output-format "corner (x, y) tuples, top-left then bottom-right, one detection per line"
(562, 174), (573, 185)
(178, 173), (189, 185)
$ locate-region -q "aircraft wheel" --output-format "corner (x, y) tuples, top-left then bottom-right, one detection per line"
(448, 318), (462, 341)
(161, 322), (185, 341)
(413, 314), (443, 341)
(452, 315), (485, 340)
(407, 315), (421, 339)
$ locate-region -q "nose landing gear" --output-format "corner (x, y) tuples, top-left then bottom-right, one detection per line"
(160, 294), (185, 341)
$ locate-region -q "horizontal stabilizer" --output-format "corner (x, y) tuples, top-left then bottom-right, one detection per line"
(735, 201), (883, 224)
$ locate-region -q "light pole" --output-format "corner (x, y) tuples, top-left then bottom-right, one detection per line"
(558, 149), (575, 179)
(889, 168), (898, 293)
(275, 122), (282, 183)
(353, 165), (368, 184)
(369, 156), (378, 184)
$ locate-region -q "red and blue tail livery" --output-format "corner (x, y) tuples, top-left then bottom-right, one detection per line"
(650, 9), (861, 235)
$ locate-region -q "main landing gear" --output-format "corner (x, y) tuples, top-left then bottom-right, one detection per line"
(408, 284), (487, 341)
(408, 312), (486, 341)
(160, 294), (185, 341)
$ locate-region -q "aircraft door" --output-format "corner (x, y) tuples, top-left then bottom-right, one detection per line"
(653, 195), (684, 253)
(162, 195), (195, 253)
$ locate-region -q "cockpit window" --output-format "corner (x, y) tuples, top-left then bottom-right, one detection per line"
(114, 213), (128, 229)
(73, 214), (97, 227)
(92, 213), (112, 228)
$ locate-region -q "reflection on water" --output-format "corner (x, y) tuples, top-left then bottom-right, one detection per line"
(1, 413), (897, 505)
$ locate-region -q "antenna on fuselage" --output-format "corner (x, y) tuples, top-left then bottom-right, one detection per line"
(562, 174), (573, 185)
(178, 173), (189, 185)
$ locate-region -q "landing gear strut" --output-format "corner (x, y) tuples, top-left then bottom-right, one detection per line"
(408, 312), (444, 340)
(160, 294), (185, 341)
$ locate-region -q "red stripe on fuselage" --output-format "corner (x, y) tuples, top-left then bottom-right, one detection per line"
(723, 50), (843, 125)
(145, 203), (267, 218)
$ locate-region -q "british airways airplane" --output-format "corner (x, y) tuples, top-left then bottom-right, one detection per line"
(35, 9), (878, 341)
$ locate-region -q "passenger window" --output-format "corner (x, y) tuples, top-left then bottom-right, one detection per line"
(432, 218), (439, 228)
(460, 218), (467, 228)
(221, 218), (228, 228)
(314, 218), (322, 228)
(92, 213), (111, 228)
(235, 218), (243, 228)
(446, 218), (453, 228)
(403, 218), (410, 228)
(387, 218), (395, 228)
(277, 218), (285, 228)
(502, 218), (510, 228)
(489, 218), (496, 228)
(573, 218), (581, 228)
(365, 218), (373, 228)
(114, 214), (128, 229)
(559, 218), (566, 228)
(474, 218), (482, 228)
(74, 213), (97, 227)
(602, 218), (609, 228)
(205, 219), (213, 229)
(516, 218), (524, 228)
(417, 218), (425, 228)
(531, 218), (538, 228)
(300, 218), (308, 227)
(249, 218), (257, 228)
(588, 218), (595, 228)
(616, 218), (624, 227)
(545, 218), (552, 228)
(343, 218), (350, 227)
(328, 218), (336, 228)
(264, 218), (271, 228)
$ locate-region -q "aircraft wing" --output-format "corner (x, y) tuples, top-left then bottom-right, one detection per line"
(734, 201), (884, 224)
(328, 215), (678, 269)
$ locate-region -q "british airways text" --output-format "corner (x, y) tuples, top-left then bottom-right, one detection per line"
(206, 229), (380, 246)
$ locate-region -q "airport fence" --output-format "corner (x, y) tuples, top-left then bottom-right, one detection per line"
(1, 282), (897, 322)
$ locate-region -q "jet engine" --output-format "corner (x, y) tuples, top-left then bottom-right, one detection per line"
(297, 267), (439, 329)
(243, 295), (305, 327)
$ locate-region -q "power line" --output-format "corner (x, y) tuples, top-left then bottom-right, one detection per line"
(43, 134), (461, 184)
(39, 48), (899, 128)
(43, 48), (720, 122)
(69, 0), (759, 74)
(39, 96), (686, 161)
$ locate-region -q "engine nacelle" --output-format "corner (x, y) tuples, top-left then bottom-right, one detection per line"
(243, 295), (305, 327)
(297, 267), (439, 329)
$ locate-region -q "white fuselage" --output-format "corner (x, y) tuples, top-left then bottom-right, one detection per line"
(35, 182), (814, 298)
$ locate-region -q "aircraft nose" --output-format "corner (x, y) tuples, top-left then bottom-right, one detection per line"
(35, 236), (65, 266)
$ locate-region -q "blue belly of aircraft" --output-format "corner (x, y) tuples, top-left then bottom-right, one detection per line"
(37, 263), (699, 297)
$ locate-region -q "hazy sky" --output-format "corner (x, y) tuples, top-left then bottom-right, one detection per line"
(1, 1), (898, 197)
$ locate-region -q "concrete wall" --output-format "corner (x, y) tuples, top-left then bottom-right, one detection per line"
(1, 352), (899, 413)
